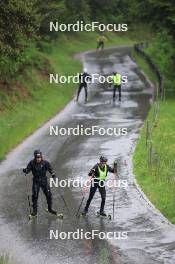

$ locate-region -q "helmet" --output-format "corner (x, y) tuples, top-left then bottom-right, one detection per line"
(83, 68), (87, 73)
(100, 156), (108, 162)
(34, 150), (42, 158)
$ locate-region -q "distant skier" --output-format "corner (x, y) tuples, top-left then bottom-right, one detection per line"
(96, 34), (107, 50)
(81, 156), (117, 217)
(111, 71), (122, 101)
(23, 150), (58, 217)
(76, 68), (91, 103)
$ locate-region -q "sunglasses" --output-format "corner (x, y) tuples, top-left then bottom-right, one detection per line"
(36, 156), (42, 159)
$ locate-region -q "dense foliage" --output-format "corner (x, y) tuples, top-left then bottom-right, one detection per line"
(0, 0), (174, 84)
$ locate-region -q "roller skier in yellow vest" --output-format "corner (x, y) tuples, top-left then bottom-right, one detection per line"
(96, 34), (107, 50)
(81, 156), (117, 217)
(111, 72), (122, 101)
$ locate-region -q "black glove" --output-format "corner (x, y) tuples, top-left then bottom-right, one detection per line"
(52, 174), (56, 179)
(23, 168), (27, 174)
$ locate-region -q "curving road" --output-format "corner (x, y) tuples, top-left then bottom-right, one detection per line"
(0, 46), (175, 264)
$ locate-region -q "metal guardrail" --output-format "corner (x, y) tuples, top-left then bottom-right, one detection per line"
(134, 43), (164, 99)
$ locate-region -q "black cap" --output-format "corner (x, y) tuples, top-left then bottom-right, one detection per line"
(100, 156), (108, 162)
(34, 150), (42, 158)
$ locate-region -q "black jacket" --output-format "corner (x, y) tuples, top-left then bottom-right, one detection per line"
(88, 163), (115, 179)
(24, 159), (55, 180)
(79, 72), (91, 85)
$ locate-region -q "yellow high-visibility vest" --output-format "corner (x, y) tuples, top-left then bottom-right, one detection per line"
(97, 36), (107, 42)
(112, 73), (122, 85)
(98, 165), (107, 181)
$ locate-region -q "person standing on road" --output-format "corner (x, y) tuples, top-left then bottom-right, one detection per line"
(81, 156), (117, 217)
(96, 34), (107, 51)
(111, 72), (122, 101)
(76, 68), (91, 103)
(23, 150), (57, 217)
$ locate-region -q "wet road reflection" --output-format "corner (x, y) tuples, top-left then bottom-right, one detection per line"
(0, 46), (175, 264)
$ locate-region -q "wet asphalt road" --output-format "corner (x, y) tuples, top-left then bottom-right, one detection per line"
(0, 46), (175, 264)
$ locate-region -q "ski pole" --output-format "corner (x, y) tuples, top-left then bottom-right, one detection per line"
(57, 188), (70, 215)
(25, 173), (32, 215)
(27, 194), (32, 215)
(112, 193), (115, 220)
(75, 196), (85, 217)
(75, 175), (92, 217)
(112, 159), (118, 220)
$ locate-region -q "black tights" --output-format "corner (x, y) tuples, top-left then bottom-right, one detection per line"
(85, 181), (106, 213)
(113, 85), (121, 100)
(76, 83), (88, 101)
(32, 179), (52, 213)
(97, 41), (104, 50)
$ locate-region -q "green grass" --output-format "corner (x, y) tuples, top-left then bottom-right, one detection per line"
(0, 31), (135, 160)
(133, 50), (175, 224)
(132, 50), (158, 88)
(0, 256), (9, 264)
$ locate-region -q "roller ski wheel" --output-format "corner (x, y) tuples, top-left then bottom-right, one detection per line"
(28, 213), (37, 221)
(96, 211), (111, 220)
(45, 209), (63, 219)
(79, 211), (88, 217)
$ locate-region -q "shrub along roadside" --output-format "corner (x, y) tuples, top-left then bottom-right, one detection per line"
(145, 30), (175, 99)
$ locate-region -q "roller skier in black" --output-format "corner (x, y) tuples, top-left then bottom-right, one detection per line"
(23, 150), (59, 218)
(76, 68), (91, 103)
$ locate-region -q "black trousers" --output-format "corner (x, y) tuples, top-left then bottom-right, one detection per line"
(97, 41), (104, 50)
(32, 179), (52, 213)
(113, 84), (121, 101)
(77, 83), (88, 101)
(84, 181), (106, 213)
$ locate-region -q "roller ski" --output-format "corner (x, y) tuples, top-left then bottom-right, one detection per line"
(45, 209), (63, 219)
(96, 211), (111, 220)
(29, 212), (37, 221)
(79, 210), (88, 218)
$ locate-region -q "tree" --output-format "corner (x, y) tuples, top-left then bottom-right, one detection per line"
(0, 0), (41, 56)
(65, 0), (90, 23)
(38, 0), (67, 38)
